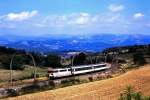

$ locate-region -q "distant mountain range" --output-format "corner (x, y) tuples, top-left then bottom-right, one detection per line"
(0, 34), (150, 53)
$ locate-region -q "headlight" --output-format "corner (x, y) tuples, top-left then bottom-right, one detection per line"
(49, 74), (54, 77)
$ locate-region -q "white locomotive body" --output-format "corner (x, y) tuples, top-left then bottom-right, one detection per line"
(49, 68), (71, 78)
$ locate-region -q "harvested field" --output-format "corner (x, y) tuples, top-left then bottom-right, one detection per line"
(7, 65), (150, 100)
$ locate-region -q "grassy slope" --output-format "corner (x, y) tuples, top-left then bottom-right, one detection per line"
(8, 65), (150, 100)
(0, 66), (47, 83)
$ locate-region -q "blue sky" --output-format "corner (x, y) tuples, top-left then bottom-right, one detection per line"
(0, 0), (150, 37)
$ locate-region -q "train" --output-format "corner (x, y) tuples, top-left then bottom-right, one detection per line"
(48, 63), (111, 79)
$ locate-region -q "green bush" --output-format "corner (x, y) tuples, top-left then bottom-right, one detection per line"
(119, 86), (150, 100)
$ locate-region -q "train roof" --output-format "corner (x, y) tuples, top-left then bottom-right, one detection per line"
(53, 63), (107, 70)
(71, 63), (106, 68)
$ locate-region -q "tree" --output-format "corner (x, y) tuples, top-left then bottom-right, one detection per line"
(12, 55), (30, 70)
(133, 52), (146, 66)
(31, 52), (45, 66)
(0, 54), (11, 69)
(45, 54), (62, 68)
(106, 55), (113, 63)
(73, 52), (87, 65)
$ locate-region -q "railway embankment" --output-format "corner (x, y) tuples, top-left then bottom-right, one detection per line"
(7, 65), (150, 100)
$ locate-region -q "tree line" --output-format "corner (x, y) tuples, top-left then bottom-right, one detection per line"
(0, 46), (62, 70)
(0, 44), (150, 70)
(0, 46), (95, 70)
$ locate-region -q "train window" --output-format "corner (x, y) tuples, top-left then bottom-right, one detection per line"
(75, 67), (92, 71)
(94, 65), (106, 68)
(48, 71), (53, 73)
(53, 70), (58, 73)
(59, 69), (67, 72)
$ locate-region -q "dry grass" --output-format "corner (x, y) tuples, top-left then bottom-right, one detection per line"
(0, 69), (24, 82)
(7, 65), (150, 100)
(0, 66), (47, 83)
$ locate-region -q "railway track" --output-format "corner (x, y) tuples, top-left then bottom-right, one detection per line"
(0, 69), (111, 98)
(0, 68), (111, 88)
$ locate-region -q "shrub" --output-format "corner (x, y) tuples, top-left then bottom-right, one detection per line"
(7, 89), (20, 97)
(88, 77), (93, 82)
(48, 80), (55, 87)
(61, 78), (80, 87)
(133, 52), (146, 66)
(119, 85), (150, 100)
